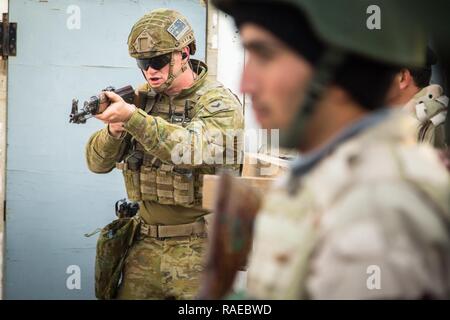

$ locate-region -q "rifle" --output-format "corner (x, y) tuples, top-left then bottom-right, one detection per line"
(69, 85), (135, 124)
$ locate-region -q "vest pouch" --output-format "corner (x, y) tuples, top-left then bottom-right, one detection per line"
(122, 169), (142, 201)
(173, 168), (195, 207)
(156, 164), (175, 204)
(122, 150), (143, 201)
(140, 166), (158, 201)
(95, 216), (140, 300)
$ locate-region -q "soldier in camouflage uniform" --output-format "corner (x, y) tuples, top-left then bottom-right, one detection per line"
(200, 0), (450, 299)
(86, 8), (244, 299)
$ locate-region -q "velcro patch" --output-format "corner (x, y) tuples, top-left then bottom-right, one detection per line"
(204, 101), (229, 114)
(167, 18), (189, 40)
(134, 30), (155, 53)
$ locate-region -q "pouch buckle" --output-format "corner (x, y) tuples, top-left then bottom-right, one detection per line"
(170, 112), (185, 124)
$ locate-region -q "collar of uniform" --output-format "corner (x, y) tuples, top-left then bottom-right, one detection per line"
(290, 108), (392, 178)
(174, 59), (208, 99)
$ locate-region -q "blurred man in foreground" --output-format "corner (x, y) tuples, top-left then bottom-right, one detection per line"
(199, 0), (450, 299)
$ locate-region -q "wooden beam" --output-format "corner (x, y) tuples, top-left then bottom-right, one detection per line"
(205, 1), (218, 81)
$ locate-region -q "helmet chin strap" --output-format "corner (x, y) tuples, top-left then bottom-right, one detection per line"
(145, 51), (188, 94)
(280, 47), (346, 149)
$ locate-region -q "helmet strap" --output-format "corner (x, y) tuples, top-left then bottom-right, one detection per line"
(280, 47), (346, 148)
(152, 51), (188, 93)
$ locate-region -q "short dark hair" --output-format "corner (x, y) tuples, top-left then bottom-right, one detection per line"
(409, 47), (437, 88)
(409, 68), (432, 88)
(333, 54), (400, 110)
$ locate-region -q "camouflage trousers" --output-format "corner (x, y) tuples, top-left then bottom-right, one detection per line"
(116, 234), (207, 300)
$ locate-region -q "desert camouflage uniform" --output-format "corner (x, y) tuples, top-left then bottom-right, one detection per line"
(86, 60), (243, 299)
(208, 0), (450, 301)
(246, 111), (450, 299)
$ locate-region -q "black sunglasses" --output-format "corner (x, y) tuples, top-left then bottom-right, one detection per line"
(136, 53), (172, 71)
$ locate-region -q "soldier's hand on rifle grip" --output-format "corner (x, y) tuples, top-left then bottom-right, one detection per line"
(95, 91), (137, 123)
(97, 91), (110, 114)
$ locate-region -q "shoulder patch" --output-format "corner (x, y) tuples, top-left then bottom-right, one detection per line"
(204, 100), (231, 114)
(193, 81), (242, 117)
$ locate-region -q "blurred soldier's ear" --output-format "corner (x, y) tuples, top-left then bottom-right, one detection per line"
(399, 69), (414, 90)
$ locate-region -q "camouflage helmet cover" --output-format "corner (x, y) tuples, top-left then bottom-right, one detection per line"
(128, 8), (197, 59)
(213, 0), (426, 68)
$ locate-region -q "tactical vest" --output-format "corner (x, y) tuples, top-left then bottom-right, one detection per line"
(116, 81), (228, 209)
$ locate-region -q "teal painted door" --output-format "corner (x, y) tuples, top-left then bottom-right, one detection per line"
(6, 0), (206, 299)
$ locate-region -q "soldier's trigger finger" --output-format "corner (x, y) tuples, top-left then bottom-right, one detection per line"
(104, 90), (123, 103)
(97, 101), (110, 114)
(98, 106), (123, 123)
(97, 100), (119, 119)
(95, 92), (109, 114)
(95, 110), (110, 121)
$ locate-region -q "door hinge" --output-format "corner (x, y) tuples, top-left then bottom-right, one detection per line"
(0, 13), (17, 59)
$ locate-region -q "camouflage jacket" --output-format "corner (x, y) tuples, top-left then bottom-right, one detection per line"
(246, 110), (450, 299)
(86, 60), (244, 225)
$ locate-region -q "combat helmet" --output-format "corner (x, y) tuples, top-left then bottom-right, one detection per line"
(128, 9), (197, 92)
(213, 0), (427, 147)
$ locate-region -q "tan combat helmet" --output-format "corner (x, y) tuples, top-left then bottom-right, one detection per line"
(127, 8), (197, 91)
(128, 8), (196, 59)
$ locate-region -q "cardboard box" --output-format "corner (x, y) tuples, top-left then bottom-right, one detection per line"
(241, 152), (290, 178)
(202, 174), (276, 211)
